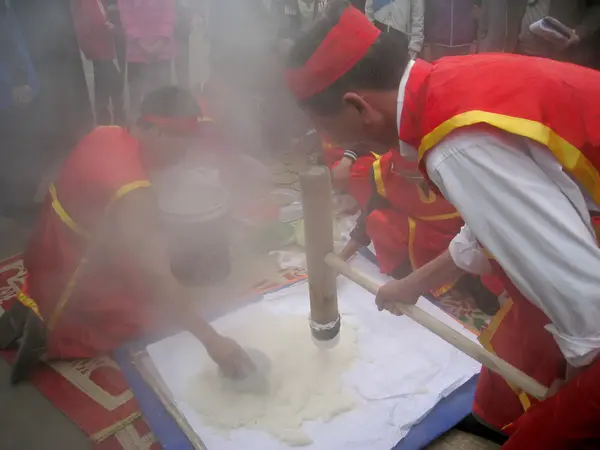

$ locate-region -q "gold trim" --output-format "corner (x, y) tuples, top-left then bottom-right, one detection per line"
(417, 184), (436, 204)
(418, 110), (600, 207)
(49, 183), (89, 238)
(372, 154), (386, 197)
(47, 180), (151, 331)
(105, 180), (151, 213)
(17, 291), (42, 319)
(407, 217), (417, 270)
(415, 211), (461, 221)
(478, 297), (532, 412)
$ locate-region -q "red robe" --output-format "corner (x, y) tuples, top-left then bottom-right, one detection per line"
(400, 54), (600, 440)
(20, 127), (152, 358)
(365, 152), (463, 283)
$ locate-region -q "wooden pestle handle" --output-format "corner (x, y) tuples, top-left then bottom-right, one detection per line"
(324, 253), (549, 400)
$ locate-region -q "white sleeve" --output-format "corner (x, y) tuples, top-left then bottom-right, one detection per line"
(425, 129), (600, 368)
(449, 225), (492, 276)
(364, 0), (375, 22)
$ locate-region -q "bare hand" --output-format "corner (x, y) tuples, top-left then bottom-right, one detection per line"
(331, 157), (352, 191)
(12, 85), (34, 106)
(339, 238), (361, 262)
(375, 278), (422, 314)
(205, 335), (256, 379)
(560, 30), (580, 50)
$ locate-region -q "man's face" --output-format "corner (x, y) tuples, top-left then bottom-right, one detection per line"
(305, 91), (398, 153)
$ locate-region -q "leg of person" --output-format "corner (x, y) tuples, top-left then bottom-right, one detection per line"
(10, 309), (46, 384)
(0, 302), (30, 350)
(93, 60), (112, 125)
(153, 60), (173, 88)
(503, 358), (600, 450)
(107, 58), (126, 125)
(175, 34), (190, 89)
(127, 62), (144, 117)
(454, 274), (501, 315)
(455, 413), (508, 446)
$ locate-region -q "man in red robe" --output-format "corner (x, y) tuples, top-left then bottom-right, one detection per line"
(283, 2), (600, 448)
(0, 86), (254, 384)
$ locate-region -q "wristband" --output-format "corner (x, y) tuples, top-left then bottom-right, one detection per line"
(343, 150), (358, 162)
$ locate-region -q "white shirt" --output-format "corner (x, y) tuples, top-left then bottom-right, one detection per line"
(426, 129), (600, 368)
(394, 63), (600, 368)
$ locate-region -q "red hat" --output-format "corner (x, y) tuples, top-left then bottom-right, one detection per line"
(285, 6), (380, 101)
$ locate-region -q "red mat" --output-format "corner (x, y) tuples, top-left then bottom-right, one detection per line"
(0, 253), (160, 450)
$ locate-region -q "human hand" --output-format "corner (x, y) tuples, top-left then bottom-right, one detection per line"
(12, 85), (34, 106)
(339, 238), (361, 262)
(205, 335), (256, 379)
(375, 277), (422, 314)
(559, 30), (580, 50)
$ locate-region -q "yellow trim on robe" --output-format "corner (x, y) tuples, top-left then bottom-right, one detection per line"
(478, 297), (533, 412)
(47, 260), (85, 331)
(372, 154), (386, 197)
(105, 180), (151, 213)
(17, 291), (42, 319)
(407, 217), (417, 270)
(417, 110), (600, 208)
(45, 180), (151, 331)
(415, 211), (461, 221)
(49, 183), (90, 238)
(417, 184), (436, 204)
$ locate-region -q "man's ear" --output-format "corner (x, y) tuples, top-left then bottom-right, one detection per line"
(342, 92), (375, 124)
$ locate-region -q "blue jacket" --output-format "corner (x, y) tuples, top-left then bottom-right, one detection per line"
(0, 2), (38, 110)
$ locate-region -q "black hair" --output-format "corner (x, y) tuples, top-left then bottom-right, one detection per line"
(138, 85), (202, 125)
(287, 0), (409, 116)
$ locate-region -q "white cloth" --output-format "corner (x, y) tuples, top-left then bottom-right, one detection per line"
(425, 128), (600, 368)
(365, 0), (425, 54)
(147, 256), (481, 450)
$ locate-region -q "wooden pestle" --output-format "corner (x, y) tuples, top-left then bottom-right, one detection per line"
(325, 253), (549, 400)
(299, 166), (341, 341)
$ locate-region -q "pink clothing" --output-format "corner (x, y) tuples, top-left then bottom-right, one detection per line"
(117, 0), (176, 62)
(71, 0), (115, 61)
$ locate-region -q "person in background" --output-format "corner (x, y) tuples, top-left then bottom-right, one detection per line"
(0, 86), (254, 384)
(117, 0), (176, 115)
(174, 0), (205, 89)
(5, 0), (92, 220)
(424, 0), (479, 60)
(478, 0), (600, 67)
(71, 0), (126, 125)
(0, 0), (37, 219)
(365, 0), (424, 59)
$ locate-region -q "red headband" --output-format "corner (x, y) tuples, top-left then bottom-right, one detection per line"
(285, 7), (380, 101)
(142, 115), (200, 134)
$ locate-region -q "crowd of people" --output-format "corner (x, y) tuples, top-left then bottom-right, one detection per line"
(1, 0), (600, 449)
